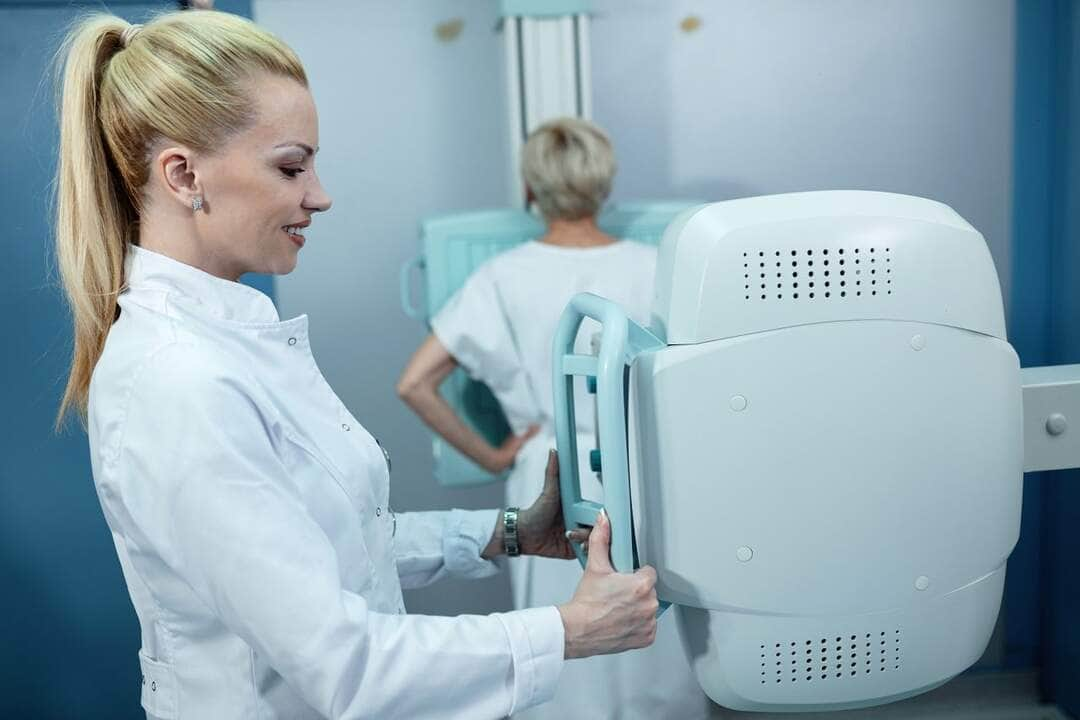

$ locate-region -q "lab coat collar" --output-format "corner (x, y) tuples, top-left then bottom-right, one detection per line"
(125, 245), (282, 325)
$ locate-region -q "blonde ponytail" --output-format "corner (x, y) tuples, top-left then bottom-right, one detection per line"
(54, 16), (133, 427)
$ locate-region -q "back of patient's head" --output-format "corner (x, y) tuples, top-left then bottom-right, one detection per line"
(522, 117), (616, 222)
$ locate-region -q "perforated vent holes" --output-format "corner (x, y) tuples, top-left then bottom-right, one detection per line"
(743, 247), (892, 301)
(759, 630), (902, 685)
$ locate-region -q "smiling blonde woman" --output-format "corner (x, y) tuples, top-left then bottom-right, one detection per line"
(54, 11), (659, 719)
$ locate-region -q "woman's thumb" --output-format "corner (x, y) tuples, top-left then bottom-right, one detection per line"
(585, 510), (614, 573)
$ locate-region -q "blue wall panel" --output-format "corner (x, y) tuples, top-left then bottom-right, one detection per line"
(0, 2), (261, 717)
(1011, 0), (1080, 713)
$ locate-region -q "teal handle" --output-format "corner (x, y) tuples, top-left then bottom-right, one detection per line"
(399, 255), (427, 321)
(551, 293), (664, 575)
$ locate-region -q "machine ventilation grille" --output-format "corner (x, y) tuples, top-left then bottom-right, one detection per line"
(743, 247), (892, 301)
(759, 630), (902, 684)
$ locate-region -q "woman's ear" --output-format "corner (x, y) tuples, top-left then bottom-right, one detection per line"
(156, 145), (204, 211)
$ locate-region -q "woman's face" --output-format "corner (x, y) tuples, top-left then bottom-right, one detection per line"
(194, 73), (332, 279)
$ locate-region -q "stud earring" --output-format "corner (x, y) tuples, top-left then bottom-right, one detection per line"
(192, 196), (203, 212)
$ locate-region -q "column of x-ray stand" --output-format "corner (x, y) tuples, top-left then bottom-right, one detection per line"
(500, 2), (592, 207)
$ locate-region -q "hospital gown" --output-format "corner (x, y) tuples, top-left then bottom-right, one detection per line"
(433, 239), (714, 720)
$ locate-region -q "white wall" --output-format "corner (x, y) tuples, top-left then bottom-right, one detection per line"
(591, 0), (1015, 301)
(254, 0), (516, 615)
(255, 0), (1017, 619)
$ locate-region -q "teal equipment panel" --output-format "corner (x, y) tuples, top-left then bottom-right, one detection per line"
(400, 201), (702, 486)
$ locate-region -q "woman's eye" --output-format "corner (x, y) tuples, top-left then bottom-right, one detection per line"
(280, 167), (306, 178)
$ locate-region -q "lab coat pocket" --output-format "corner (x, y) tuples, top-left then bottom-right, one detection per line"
(139, 649), (178, 719)
(280, 424), (370, 516)
(322, 414), (391, 519)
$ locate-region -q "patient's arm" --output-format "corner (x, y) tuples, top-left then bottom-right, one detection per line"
(397, 334), (537, 473)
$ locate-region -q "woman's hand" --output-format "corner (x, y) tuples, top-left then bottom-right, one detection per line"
(484, 424), (540, 473)
(518, 450), (590, 558)
(558, 509), (659, 659)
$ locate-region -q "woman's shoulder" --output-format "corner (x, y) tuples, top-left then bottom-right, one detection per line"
(485, 240), (549, 268)
(100, 297), (242, 378)
(490, 238), (655, 262)
(89, 334), (269, 473)
(92, 324), (262, 429)
(615, 239), (659, 260)
(461, 242), (550, 290)
(462, 239), (657, 293)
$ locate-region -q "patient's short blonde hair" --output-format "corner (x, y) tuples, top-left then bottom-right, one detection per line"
(522, 117), (616, 221)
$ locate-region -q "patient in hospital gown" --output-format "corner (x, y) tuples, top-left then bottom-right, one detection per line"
(399, 117), (712, 719)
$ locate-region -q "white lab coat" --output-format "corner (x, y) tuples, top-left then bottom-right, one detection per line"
(432, 240), (713, 720)
(87, 246), (564, 720)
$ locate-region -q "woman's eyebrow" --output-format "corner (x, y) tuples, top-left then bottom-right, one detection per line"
(274, 142), (318, 156)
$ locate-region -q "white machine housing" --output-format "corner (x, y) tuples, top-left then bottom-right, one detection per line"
(627, 191), (1023, 711)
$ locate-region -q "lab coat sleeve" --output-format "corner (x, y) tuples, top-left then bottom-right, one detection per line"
(110, 343), (564, 719)
(393, 509), (502, 589)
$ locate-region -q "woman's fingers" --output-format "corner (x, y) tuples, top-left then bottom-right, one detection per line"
(565, 528), (590, 545)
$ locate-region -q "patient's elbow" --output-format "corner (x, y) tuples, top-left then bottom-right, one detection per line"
(396, 374), (424, 407)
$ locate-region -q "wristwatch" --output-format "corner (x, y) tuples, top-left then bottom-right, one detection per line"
(503, 507), (521, 557)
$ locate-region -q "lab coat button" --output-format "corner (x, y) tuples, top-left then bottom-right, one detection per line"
(342, 423), (350, 431)
(288, 337), (297, 346)
(375, 507), (381, 516)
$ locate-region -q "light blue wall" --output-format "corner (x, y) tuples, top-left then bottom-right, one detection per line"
(591, 0), (1016, 304)
(254, 0), (520, 617)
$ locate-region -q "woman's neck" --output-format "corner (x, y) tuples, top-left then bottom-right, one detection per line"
(138, 208), (242, 281)
(538, 216), (617, 248)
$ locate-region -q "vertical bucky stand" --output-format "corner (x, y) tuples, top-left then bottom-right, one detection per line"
(500, 0), (592, 207)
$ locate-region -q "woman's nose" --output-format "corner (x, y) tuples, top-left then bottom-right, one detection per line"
(304, 173), (332, 212)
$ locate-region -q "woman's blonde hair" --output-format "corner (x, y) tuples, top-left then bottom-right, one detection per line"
(521, 117), (616, 221)
(53, 10), (306, 425)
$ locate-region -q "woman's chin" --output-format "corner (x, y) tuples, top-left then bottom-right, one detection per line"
(271, 251), (300, 276)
